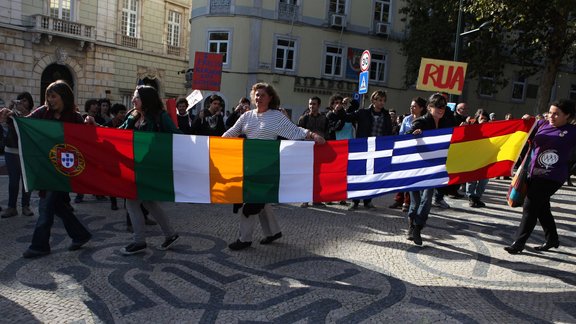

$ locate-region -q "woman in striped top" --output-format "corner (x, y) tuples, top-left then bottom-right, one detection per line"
(223, 82), (325, 250)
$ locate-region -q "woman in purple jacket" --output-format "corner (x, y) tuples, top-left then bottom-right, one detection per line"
(505, 99), (576, 254)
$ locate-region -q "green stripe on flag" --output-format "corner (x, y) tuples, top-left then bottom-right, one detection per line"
(243, 140), (280, 203)
(133, 131), (174, 201)
(15, 118), (72, 192)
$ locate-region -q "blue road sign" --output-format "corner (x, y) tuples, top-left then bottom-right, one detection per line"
(358, 71), (369, 94)
(353, 92), (360, 101)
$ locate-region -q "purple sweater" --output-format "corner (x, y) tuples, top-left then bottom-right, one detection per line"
(529, 119), (576, 183)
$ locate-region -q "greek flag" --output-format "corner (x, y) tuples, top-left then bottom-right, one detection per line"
(347, 128), (454, 199)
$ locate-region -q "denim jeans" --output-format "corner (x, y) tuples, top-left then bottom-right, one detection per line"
(408, 188), (434, 226)
(29, 191), (91, 252)
(5, 152), (31, 208)
(433, 188), (444, 202)
(466, 179), (489, 199)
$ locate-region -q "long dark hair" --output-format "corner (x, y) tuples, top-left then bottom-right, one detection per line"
(45, 80), (76, 113)
(16, 91), (34, 110)
(136, 85), (165, 118)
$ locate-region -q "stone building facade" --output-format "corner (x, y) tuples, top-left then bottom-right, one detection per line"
(0, 0), (190, 109)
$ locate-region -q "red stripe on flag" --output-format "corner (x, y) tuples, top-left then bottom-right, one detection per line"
(451, 119), (534, 144)
(165, 98), (179, 127)
(448, 160), (514, 185)
(64, 123), (137, 199)
(313, 140), (348, 202)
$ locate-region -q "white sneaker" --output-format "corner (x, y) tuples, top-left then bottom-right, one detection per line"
(433, 200), (451, 209)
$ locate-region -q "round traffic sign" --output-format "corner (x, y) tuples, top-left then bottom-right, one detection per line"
(360, 50), (371, 72)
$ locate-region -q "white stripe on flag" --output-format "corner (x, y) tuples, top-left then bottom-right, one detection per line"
(347, 164), (447, 183)
(394, 134), (453, 148)
(391, 149), (449, 164)
(347, 177), (449, 198)
(172, 135), (210, 203)
(348, 149), (393, 160)
(279, 140), (314, 203)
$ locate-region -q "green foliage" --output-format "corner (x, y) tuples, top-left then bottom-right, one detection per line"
(401, 0), (576, 104)
(399, 0), (460, 86)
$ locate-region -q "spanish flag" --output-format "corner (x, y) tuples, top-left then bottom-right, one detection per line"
(14, 117), (534, 203)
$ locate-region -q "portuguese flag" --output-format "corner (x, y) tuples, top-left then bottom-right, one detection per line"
(14, 117), (534, 204)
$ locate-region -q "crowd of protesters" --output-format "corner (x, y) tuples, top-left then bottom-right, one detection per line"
(1, 80), (575, 257)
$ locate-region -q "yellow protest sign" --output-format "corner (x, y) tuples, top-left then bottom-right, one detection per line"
(417, 58), (468, 95)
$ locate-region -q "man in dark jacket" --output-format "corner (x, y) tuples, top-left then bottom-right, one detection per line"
(175, 97), (194, 134)
(191, 94), (226, 136)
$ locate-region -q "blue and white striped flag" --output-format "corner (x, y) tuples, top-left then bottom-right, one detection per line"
(347, 128), (454, 199)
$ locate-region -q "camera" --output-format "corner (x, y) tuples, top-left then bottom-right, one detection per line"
(10, 100), (23, 116)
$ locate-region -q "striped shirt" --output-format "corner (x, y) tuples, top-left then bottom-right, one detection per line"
(223, 109), (308, 140)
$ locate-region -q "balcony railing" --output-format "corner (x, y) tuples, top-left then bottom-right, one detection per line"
(167, 45), (181, 56)
(120, 34), (139, 48)
(30, 14), (96, 44)
(210, 0), (231, 14)
(279, 3), (299, 21)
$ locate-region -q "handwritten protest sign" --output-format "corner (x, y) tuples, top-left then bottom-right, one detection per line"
(417, 58), (468, 95)
(192, 52), (223, 91)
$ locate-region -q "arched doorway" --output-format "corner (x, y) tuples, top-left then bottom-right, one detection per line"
(40, 64), (74, 104)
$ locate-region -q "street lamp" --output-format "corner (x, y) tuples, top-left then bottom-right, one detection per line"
(451, 0), (490, 102)
(460, 21), (491, 37)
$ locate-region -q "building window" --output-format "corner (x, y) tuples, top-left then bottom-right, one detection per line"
(210, 0), (231, 14)
(478, 76), (494, 98)
(167, 10), (181, 47)
(329, 0), (346, 14)
(374, 0), (390, 23)
(369, 52), (387, 83)
(50, 0), (73, 21)
(324, 45), (343, 77)
(570, 84), (576, 101)
(275, 38), (296, 71)
(121, 0), (139, 37)
(279, 0), (299, 21)
(208, 32), (230, 64)
(511, 77), (526, 101)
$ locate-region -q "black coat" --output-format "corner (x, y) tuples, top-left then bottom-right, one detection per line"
(335, 105), (392, 138)
(177, 113), (194, 134)
(409, 112), (456, 133)
(191, 108), (225, 136)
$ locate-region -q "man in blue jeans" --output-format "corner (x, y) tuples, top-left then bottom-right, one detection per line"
(23, 191), (92, 258)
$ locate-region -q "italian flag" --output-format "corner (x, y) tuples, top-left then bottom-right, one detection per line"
(14, 117), (534, 204)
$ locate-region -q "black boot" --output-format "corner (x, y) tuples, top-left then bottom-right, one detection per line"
(504, 242), (524, 254)
(413, 225), (423, 246)
(110, 197), (118, 210)
(407, 218), (415, 241)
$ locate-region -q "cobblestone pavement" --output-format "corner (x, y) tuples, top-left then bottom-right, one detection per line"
(0, 175), (575, 323)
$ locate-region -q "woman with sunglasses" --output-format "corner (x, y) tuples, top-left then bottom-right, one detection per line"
(406, 93), (455, 245)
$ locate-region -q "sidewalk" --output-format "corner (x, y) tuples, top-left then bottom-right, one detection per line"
(0, 176), (575, 323)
